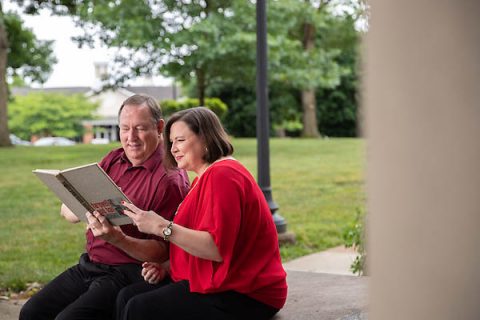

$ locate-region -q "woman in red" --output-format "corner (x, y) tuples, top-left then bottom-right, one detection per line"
(120, 107), (287, 320)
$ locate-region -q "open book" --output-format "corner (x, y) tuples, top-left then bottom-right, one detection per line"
(33, 163), (133, 226)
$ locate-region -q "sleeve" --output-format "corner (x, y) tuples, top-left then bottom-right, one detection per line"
(98, 151), (112, 171)
(98, 148), (121, 173)
(155, 172), (188, 221)
(193, 167), (243, 290)
(142, 172), (188, 242)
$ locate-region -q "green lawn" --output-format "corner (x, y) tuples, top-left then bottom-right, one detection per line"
(0, 138), (365, 291)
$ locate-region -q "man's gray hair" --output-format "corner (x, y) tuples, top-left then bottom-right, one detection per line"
(118, 94), (163, 125)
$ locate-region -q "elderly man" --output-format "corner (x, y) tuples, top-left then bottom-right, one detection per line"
(20, 94), (189, 320)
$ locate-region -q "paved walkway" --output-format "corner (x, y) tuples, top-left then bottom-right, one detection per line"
(283, 245), (358, 276)
(0, 246), (365, 320)
(278, 246), (367, 319)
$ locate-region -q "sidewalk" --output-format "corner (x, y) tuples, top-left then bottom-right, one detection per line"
(0, 246), (365, 320)
(282, 245), (359, 276)
(278, 246), (367, 319)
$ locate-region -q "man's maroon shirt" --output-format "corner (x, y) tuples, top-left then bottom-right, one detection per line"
(86, 145), (189, 265)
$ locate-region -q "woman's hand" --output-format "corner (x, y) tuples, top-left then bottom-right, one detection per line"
(86, 211), (125, 244)
(123, 203), (222, 262)
(122, 201), (167, 235)
(142, 262), (167, 284)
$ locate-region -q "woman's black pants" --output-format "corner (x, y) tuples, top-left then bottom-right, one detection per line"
(116, 279), (279, 320)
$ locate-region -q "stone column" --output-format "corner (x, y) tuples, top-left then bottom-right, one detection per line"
(364, 1), (480, 319)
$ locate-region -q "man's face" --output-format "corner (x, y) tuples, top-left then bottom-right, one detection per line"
(119, 104), (164, 166)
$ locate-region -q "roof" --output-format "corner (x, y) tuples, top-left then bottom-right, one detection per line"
(11, 87), (91, 96)
(125, 86), (180, 101)
(11, 85), (181, 101)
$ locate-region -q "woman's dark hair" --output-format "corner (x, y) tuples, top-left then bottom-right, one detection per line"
(164, 107), (234, 169)
(118, 94), (163, 125)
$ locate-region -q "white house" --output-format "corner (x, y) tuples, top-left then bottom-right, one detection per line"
(11, 84), (180, 143)
(82, 85), (179, 143)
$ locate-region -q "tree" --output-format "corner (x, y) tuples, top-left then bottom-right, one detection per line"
(157, 1), (253, 105)
(316, 13), (361, 137)
(0, 3), (10, 147)
(0, 3), (56, 147)
(266, 0), (351, 137)
(13, 0), (364, 138)
(301, 2), (323, 138)
(6, 13), (57, 83)
(208, 2), (363, 137)
(8, 92), (98, 140)
(66, 1), (254, 107)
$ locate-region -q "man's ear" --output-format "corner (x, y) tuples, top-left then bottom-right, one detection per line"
(157, 119), (165, 135)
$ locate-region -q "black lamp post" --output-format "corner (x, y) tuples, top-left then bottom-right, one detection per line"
(256, 0), (287, 234)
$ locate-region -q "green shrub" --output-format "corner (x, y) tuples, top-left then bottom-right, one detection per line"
(160, 97), (228, 119)
(343, 207), (367, 275)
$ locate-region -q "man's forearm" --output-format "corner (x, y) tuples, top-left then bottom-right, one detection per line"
(60, 204), (81, 223)
(112, 236), (168, 263)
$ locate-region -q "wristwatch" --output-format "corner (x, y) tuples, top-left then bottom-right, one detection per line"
(162, 221), (173, 241)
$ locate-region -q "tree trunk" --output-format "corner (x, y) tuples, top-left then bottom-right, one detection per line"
(0, 11), (12, 147)
(196, 68), (206, 106)
(301, 22), (320, 137)
(301, 89), (320, 137)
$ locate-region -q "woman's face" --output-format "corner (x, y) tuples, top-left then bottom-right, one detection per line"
(170, 121), (208, 175)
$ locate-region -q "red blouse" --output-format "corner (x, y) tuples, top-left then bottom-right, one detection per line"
(170, 159), (287, 309)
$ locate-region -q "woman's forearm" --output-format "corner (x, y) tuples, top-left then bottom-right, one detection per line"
(160, 223), (222, 262)
(122, 202), (222, 262)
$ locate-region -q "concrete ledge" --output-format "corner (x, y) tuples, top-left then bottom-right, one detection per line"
(275, 271), (368, 320)
(0, 299), (25, 320)
(0, 271), (368, 320)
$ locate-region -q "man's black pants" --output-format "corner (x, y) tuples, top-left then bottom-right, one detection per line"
(19, 253), (143, 320)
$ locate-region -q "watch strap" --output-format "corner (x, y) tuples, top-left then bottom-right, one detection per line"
(162, 221), (173, 241)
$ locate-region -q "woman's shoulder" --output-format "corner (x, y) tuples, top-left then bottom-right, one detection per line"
(205, 158), (254, 183)
(209, 158), (244, 174)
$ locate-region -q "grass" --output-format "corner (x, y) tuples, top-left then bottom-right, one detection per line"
(0, 138), (365, 291)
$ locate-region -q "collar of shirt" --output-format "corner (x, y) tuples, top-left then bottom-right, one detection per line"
(119, 143), (164, 172)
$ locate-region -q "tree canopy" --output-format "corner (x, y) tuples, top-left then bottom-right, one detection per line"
(63, 0), (363, 137)
(5, 12), (57, 84)
(1, 0), (365, 143)
(0, 2), (57, 146)
(64, 1), (256, 106)
(8, 92), (98, 140)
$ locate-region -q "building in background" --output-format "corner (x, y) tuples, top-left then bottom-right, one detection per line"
(12, 62), (179, 144)
(11, 84), (179, 144)
(81, 85), (179, 144)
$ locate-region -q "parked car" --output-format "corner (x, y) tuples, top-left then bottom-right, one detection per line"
(91, 138), (110, 145)
(33, 137), (76, 146)
(9, 134), (32, 146)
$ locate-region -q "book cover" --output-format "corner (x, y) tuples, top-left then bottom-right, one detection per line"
(33, 163), (132, 226)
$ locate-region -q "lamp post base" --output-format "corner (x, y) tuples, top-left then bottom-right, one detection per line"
(273, 212), (296, 245)
(278, 231), (296, 246)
